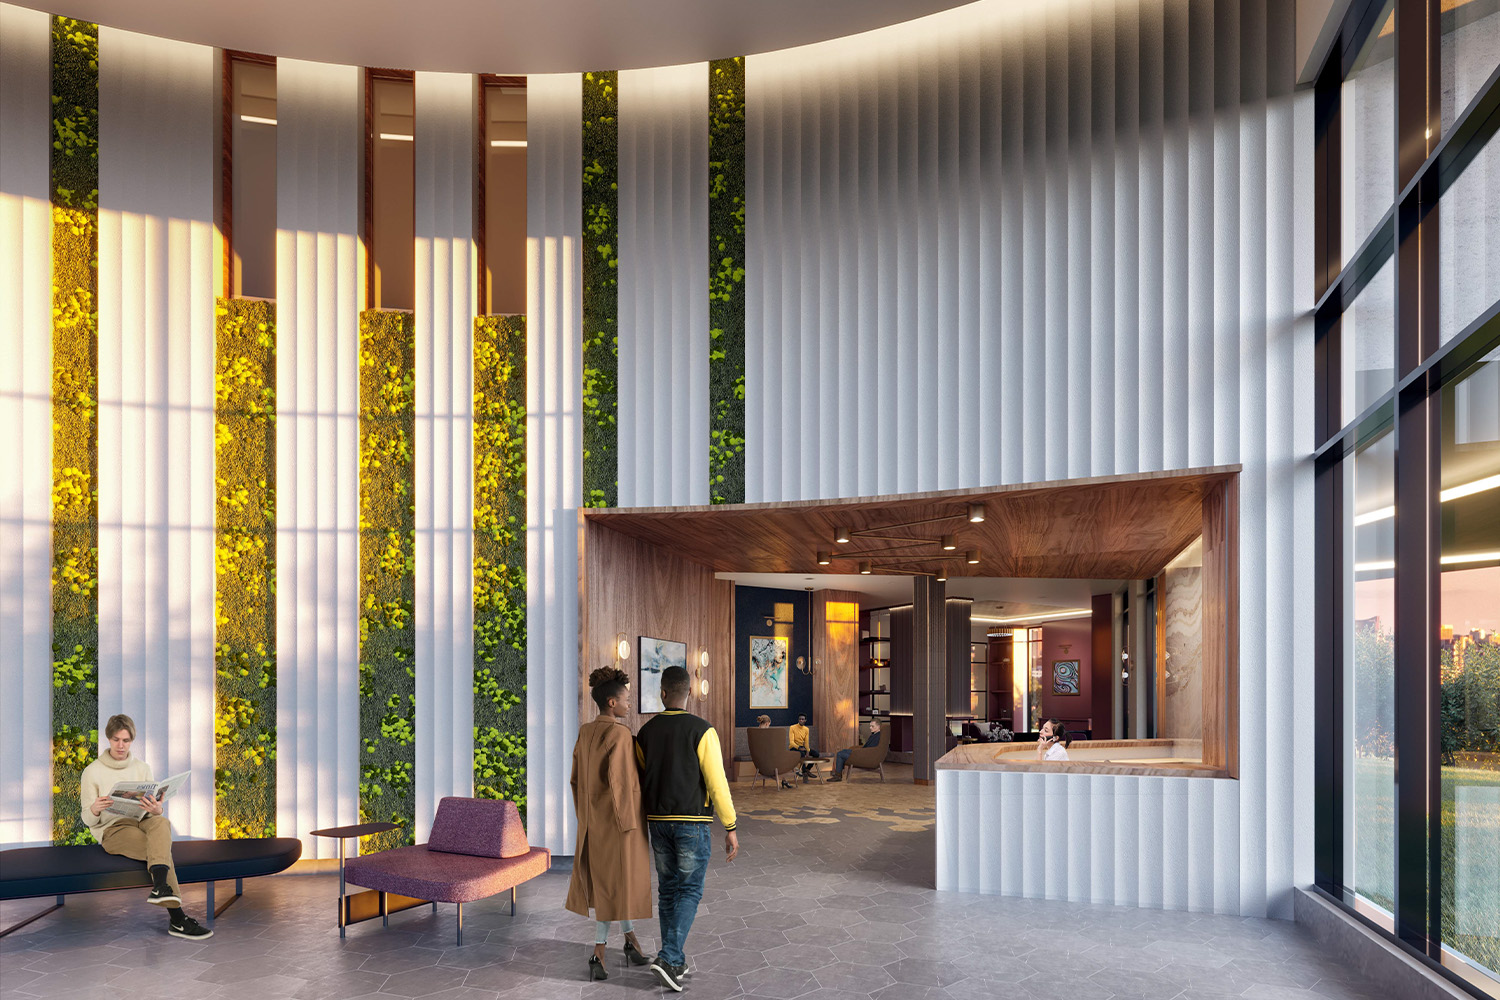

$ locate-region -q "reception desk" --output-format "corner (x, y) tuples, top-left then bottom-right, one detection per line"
(935, 739), (1243, 913)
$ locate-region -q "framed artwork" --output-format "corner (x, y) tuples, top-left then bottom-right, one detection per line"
(1051, 659), (1081, 696)
(749, 635), (789, 709)
(638, 637), (686, 714)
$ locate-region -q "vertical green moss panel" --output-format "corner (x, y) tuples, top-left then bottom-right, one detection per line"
(473, 315), (527, 818)
(581, 71), (618, 509)
(358, 309), (417, 852)
(50, 15), (99, 847)
(708, 58), (747, 505)
(214, 299), (277, 839)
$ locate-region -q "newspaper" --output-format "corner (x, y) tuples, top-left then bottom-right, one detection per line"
(104, 771), (190, 820)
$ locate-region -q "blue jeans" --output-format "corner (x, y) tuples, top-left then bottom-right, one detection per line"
(649, 821), (712, 966)
(833, 748), (852, 774)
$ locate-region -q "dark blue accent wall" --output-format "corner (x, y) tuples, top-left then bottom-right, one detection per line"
(735, 586), (814, 728)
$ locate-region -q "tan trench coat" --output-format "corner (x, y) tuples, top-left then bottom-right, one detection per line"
(564, 716), (653, 921)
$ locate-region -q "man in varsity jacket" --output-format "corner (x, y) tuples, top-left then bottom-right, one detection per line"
(634, 665), (738, 992)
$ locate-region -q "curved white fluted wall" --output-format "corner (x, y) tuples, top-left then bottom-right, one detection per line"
(0, 3), (55, 848)
(743, 0), (1312, 917)
(96, 27), (217, 838)
(413, 70), (477, 843)
(617, 63), (710, 507)
(275, 58), (364, 858)
(525, 73), (583, 855)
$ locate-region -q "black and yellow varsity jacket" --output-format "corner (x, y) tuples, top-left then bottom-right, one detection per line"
(634, 709), (737, 831)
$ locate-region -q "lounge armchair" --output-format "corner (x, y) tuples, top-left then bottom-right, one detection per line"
(841, 727), (890, 781)
(748, 727), (804, 789)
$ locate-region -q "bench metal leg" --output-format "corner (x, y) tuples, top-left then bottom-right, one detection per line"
(206, 877), (244, 927)
(510, 885), (516, 917)
(455, 901), (463, 946)
(380, 891), (388, 928)
(0, 896), (64, 938)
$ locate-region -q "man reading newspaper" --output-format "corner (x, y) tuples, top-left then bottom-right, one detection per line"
(79, 714), (212, 939)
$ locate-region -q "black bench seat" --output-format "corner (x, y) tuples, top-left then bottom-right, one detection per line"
(0, 837), (302, 936)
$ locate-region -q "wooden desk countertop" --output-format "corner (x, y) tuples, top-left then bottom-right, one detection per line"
(936, 739), (1229, 779)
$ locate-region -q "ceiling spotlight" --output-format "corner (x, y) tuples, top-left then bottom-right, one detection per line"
(968, 502), (986, 523)
(859, 561), (872, 575)
(817, 551), (831, 565)
(935, 569), (948, 582)
(940, 534), (956, 550)
(834, 526), (850, 544)
(966, 549), (980, 565)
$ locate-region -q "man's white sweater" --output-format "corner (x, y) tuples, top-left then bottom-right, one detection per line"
(79, 752), (153, 841)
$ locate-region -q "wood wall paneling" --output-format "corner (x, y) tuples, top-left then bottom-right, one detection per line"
(580, 518), (736, 771)
(1201, 478), (1239, 777)
(813, 590), (863, 756)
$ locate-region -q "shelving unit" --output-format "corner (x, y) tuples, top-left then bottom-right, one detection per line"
(969, 640), (987, 722)
(857, 608), (891, 725)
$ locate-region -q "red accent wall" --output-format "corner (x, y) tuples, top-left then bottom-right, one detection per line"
(1039, 618), (1092, 729)
(1091, 594), (1114, 739)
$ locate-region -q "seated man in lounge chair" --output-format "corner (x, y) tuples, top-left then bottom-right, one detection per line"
(828, 718), (881, 782)
(79, 714), (213, 939)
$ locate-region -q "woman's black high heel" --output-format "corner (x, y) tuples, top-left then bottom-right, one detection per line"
(589, 954), (608, 980)
(624, 939), (650, 965)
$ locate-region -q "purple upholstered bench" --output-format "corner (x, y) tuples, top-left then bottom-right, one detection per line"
(342, 797), (549, 945)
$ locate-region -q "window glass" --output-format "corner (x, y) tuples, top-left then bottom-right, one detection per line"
(1346, 428), (1396, 916)
(1340, 1), (1396, 264)
(230, 59), (276, 299)
(1342, 255), (1397, 423)
(370, 76), (414, 311)
(1440, 348), (1500, 980)
(484, 84), (526, 316)
(1439, 134), (1500, 347)
(1441, 0), (1500, 132)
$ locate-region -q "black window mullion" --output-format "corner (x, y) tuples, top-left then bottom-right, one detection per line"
(1314, 449), (1345, 893)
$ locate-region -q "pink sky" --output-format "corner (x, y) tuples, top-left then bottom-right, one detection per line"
(1353, 566), (1500, 632)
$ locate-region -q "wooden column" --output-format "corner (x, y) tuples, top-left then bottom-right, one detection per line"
(813, 591), (863, 756)
(1200, 477), (1238, 776)
(912, 576), (947, 783)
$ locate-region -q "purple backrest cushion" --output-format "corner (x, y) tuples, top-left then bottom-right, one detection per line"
(426, 797), (530, 859)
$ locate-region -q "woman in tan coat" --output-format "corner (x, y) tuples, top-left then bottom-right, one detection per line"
(566, 667), (653, 980)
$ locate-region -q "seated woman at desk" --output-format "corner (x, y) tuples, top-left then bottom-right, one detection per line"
(1035, 718), (1071, 761)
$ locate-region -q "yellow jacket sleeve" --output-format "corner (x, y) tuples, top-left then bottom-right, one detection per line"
(695, 728), (737, 832)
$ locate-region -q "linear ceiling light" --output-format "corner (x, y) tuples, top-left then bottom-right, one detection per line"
(1352, 473), (1500, 526)
(1439, 550), (1500, 566)
(379, 132), (414, 141)
(240, 114), (277, 126)
(489, 139), (527, 147)
(972, 609), (1092, 625)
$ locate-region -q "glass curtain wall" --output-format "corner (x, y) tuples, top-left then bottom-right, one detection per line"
(1315, 0), (1500, 994)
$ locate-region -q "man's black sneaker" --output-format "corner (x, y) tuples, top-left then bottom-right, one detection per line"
(649, 958), (686, 992)
(168, 915), (213, 939)
(828, 774), (843, 782)
(147, 868), (180, 907)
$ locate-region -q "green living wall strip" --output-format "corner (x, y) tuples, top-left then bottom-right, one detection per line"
(358, 310), (417, 852)
(214, 299), (277, 838)
(581, 71), (618, 508)
(473, 315), (527, 817)
(50, 16), (99, 846)
(708, 57), (747, 505)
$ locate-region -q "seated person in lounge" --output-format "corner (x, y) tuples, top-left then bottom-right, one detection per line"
(1035, 718), (1071, 761)
(789, 714), (819, 776)
(828, 717), (880, 782)
(79, 714), (213, 939)
(756, 715), (771, 728)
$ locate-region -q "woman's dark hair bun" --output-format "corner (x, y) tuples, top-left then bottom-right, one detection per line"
(589, 666), (629, 688)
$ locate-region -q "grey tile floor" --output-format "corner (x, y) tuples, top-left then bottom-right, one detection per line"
(0, 802), (1389, 1000)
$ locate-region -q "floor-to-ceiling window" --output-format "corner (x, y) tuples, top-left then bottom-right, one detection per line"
(1314, 0), (1500, 995)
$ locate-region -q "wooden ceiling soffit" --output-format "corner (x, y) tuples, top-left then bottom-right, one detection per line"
(584, 466), (1240, 581)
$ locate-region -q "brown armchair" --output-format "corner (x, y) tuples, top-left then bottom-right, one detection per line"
(841, 727), (890, 782)
(748, 727), (803, 789)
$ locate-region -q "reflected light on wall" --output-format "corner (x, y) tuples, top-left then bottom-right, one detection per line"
(1352, 472), (1500, 526)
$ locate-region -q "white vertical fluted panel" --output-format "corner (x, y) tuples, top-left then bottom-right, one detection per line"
(616, 64), (709, 508)
(96, 28), (216, 838)
(413, 71), (476, 844)
(275, 59), (362, 858)
(747, 0), (1310, 916)
(526, 73), (582, 855)
(0, 3), (54, 849)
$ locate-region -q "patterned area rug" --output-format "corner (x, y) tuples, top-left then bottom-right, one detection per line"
(732, 763), (936, 832)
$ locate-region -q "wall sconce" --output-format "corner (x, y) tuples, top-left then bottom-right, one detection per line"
(697, 650), (710, 696)
(616, 633), (631, 661)
(968, 502), (986, 523)
(940, 535), (956, 550)
(859, 561), (872, 575)
(966, 549), (980, 565)
(816, 550), (831, 565)
(796, 655), (811, 676)
(834, 525), (850, 543)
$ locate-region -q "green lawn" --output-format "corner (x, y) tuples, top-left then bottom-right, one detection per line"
(1351, 757), (1500, 978)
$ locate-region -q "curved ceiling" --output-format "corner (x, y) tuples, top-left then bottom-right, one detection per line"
(22, 0), (983, 74)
